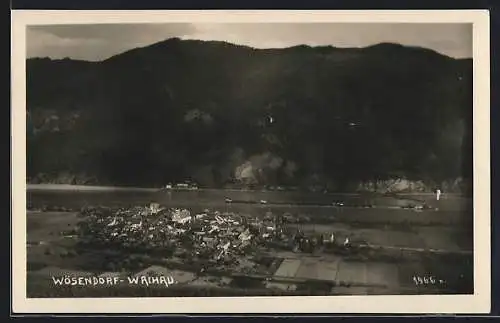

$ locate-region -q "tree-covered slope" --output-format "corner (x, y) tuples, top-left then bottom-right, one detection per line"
(26, 38), (472, 191)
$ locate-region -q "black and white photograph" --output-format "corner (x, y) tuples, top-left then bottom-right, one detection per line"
(11, 10), (490, 314)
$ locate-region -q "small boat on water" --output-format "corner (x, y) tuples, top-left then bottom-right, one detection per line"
(225, 197), (233, 203)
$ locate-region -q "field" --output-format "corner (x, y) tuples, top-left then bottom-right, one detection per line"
(25, 185), (473, 297)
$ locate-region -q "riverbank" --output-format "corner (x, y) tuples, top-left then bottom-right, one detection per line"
(26, 183), (466, 197)
(26, 184), (158, 193)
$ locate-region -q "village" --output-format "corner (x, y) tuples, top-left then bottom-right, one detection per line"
(76, 203), (355, 274)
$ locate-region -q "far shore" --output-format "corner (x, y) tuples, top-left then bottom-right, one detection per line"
(26, 183), (465, 197)
(26, 184), (158, 193)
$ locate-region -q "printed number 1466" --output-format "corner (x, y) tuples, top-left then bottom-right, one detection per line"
(413, 275), (436, 285)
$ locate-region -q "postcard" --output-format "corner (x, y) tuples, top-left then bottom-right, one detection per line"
(11, 9), (491, 314)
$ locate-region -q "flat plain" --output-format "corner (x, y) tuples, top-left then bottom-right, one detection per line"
(25, 186), (473, 297)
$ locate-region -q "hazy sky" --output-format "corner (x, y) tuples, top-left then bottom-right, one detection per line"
(27, 23), (472, 61)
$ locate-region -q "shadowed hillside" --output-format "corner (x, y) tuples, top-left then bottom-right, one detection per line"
(26, 38), (472, 192)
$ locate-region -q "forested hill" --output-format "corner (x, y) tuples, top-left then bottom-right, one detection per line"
(26, 38), (472, 192)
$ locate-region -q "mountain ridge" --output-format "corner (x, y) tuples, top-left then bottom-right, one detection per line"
(26, 38), (472, 192)
(28, 38), (464, 63)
